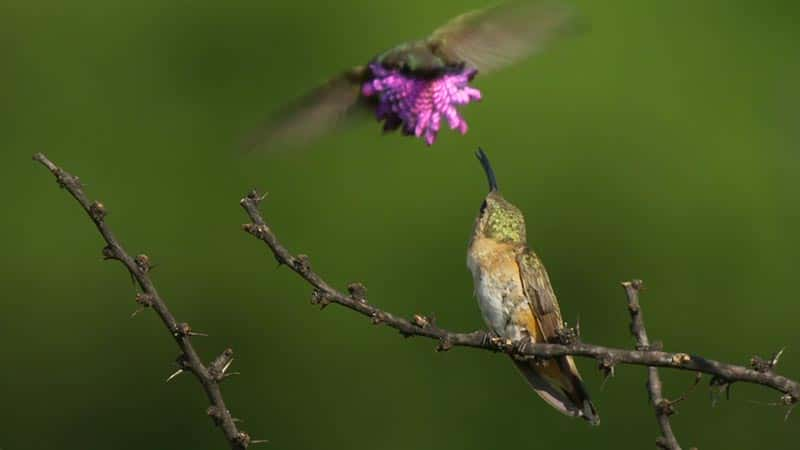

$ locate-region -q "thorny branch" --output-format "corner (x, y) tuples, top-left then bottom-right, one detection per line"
(34, 152), (798, 449)
(34, 154), (264, 450)
(623, 280), (682, 450)
(240, 189), (799, 447)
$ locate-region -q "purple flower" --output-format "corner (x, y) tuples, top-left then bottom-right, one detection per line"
(362, 63), (482, 146)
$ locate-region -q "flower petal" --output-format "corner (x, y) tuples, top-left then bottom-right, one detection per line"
(361, 63), (481, 145)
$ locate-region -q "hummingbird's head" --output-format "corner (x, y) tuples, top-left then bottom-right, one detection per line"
(473, 149), (527, 244)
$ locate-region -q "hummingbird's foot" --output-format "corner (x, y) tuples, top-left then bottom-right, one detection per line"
(482, 331), (511, 352)
(510, 336), (543, 363)
(512, 336), (533, 355)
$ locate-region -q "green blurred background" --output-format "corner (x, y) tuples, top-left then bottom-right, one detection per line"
(2, 0), (799, 448)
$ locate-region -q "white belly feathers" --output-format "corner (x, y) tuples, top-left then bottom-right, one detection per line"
(467, 242), (527, 340)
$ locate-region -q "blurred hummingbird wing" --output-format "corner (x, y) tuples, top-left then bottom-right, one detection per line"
(428, 1), (579, 74)
(516, 248), (564, 340)
(244, 66), (368, 152)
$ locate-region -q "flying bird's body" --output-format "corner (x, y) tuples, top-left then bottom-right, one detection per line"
(467, 149), (599, 424)
(374, 41), (459, 77)
(249, 1), (578, 149)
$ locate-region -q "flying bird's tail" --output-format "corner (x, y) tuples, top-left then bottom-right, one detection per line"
(512, 355), (600, 425)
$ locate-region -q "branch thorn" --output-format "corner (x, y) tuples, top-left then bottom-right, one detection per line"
(412, 314), (431, 329)
(557, 324), (579, 345)
(89, 201), (106, 221)
(347, 282), (368, 303)
(310, 289), (332, 309)
(234, 431), (252, 447)
(207, 405), (224, 426)
(436, 338), (453, 352)
(784, 395), (797, 422)
(598, 356), (616, 390)
(175, 322), (207, 338)
(222, 358), (234, 374)
(166, 369), (184, 383)
(293, 254), (310, 274)
(102, 244), (118, 261)
(245, 189), (268, 204)
(209, 348), (235, 381)
(135, 293), (154, 309)
(709, 376), (732, 406)
(370, 311), (385, 325)
(134, 254), (151, 273)
(751, 347), (786, 373)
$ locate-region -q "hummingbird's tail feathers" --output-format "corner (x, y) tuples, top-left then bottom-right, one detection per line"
(475, 147), (499, 192)
(512, 359), (582, 418)
(556, 355), (600, 425)
(512, 357), (600, 425)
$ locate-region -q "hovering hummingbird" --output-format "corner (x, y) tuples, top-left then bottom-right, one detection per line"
(249, 1), (578, 149)
(467, 148), (599, 424)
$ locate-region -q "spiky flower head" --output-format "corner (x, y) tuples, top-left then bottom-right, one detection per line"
(361, 63), (482, 146)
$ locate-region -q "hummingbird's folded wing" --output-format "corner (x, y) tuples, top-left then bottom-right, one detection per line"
(516, 247), (600, 424)
(428, 0), (579, 75)
(516, 248), (564, 340)
(244, 66), (368, 152)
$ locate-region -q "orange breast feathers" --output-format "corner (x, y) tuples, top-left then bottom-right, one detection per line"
(482, 253), (544, 342)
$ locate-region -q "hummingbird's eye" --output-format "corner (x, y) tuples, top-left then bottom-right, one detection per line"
(479, 200), (488, 215)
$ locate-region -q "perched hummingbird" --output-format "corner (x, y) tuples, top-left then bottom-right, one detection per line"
(249, 1), (578, 149)
(467, 148), (599, 424)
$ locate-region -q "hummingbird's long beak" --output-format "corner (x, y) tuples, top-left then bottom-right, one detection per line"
(475, 147), (498, 192)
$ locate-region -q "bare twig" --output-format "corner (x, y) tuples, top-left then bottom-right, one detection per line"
(240, 190), (799, 439)
(34, 153), (261, 449)
(623, 280), (682, 450)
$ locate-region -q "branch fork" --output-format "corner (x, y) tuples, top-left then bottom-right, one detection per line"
(35, 154), (798, 449)
(240, 188), (799, 449)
